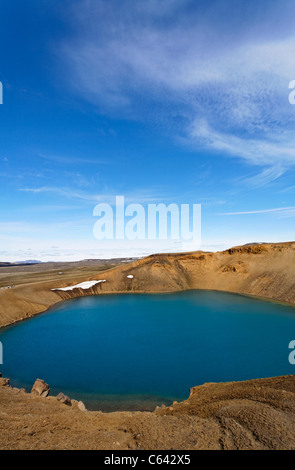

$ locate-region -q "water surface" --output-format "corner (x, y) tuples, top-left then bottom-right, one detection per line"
(1, 290), (295, 411)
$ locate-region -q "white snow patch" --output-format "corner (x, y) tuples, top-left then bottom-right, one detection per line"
(52, 280), (106, 291)
(127, 275), (134, 279)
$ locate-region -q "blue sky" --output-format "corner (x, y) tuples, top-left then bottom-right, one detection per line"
(1, 0), (295, 261)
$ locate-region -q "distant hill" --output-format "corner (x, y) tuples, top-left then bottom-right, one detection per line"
(0, 260), (42, 267)
(15, 260), (42, 265)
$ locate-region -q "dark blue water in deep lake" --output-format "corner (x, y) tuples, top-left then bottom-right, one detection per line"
(1, 290), (295, 411)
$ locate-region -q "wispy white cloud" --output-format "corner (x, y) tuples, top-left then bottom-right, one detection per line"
(18, 186), (172, 204)
(189, 120), (295, 166)
(219, 206), (295, 217)
(19, 186), (113, 203)
(58, 0), (295, 180)
(0, 218), (93, 234)
(38, 153), (109, 165)
(238, 167), (285, 188)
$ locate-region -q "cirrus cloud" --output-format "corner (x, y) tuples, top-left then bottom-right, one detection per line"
(58, 0), (295, 177)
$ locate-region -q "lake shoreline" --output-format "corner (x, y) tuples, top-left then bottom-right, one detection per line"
(2, 289), (295, 411)
(1, 372), (295, 449)
(1, 241), (295, 329)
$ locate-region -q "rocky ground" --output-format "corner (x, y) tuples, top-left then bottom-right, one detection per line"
(1, 374), (295, 450)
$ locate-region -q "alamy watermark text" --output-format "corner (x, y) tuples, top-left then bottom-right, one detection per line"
(93, 196), (201, 245)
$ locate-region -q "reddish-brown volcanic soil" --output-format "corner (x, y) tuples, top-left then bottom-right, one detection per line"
(1, 374), (295, 450)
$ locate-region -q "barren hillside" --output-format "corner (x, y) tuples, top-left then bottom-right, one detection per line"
(1, 242), (295, 327)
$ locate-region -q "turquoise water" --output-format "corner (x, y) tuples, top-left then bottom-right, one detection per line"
(1, 290), (295, 411)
